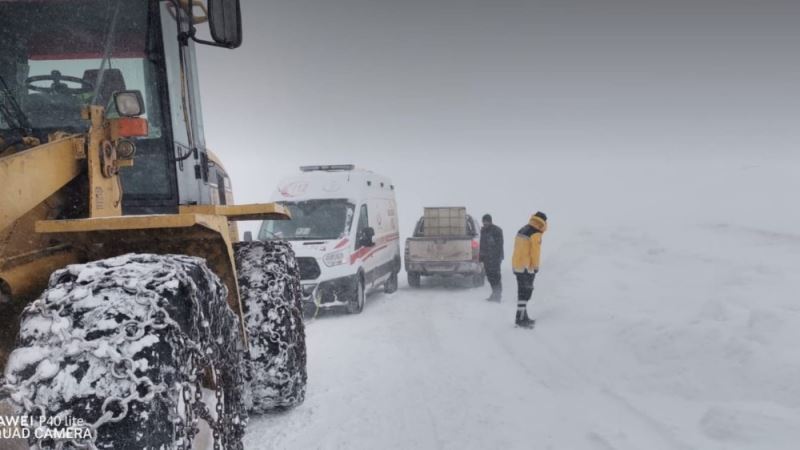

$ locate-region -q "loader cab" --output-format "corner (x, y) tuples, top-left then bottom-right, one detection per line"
(0, 0), (241, 214)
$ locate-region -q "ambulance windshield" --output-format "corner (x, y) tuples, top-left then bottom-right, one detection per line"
(259, 199), (355, 241)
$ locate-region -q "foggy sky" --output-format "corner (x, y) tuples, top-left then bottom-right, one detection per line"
(195, 0), (800, 235)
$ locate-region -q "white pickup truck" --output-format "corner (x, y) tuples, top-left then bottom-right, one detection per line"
(404, 207), (485, 288)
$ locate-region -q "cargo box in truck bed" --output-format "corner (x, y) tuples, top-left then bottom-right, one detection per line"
(404, 208), (485, 285)
(422, 207), (467, 236)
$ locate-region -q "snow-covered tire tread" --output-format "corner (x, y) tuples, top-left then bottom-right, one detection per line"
(2, 254), (248, 450)
(234, 240), (307, 413)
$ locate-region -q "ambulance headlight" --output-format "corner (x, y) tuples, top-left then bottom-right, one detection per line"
(323, 251), (348, 267)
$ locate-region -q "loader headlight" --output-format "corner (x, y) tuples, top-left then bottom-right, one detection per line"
(114, 91), (145, 117)
(323, 251), (348, 267)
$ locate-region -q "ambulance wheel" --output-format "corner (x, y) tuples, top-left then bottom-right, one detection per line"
(347, 276), (365, 314)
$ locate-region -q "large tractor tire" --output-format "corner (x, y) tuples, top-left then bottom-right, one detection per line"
(2, 254), (248, 450)
(234, 241), (307, 413)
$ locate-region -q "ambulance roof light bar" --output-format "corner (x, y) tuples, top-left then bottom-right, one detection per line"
(300, 164), (356, 172)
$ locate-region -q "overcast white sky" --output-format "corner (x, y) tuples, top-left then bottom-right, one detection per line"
(195, 0), (800, 235)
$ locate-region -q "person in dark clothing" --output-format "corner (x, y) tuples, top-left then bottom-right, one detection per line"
(511, 211), (547, 328)
(479, 214), (504, 302)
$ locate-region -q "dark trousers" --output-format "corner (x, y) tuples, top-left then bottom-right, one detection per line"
(485, 262), (502, 291)
(515, 272), (535, 302)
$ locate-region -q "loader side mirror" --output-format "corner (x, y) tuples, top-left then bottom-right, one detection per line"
(208, 0), (243, 48)
(243, 231), (253, 242)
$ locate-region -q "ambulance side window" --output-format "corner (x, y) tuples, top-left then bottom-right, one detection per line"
(356, 205), (370, 248)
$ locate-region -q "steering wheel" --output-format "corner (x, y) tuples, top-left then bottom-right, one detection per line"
(26, 70), (94, 95)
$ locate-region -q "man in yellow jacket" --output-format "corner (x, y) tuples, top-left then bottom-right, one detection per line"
(512, 211), (547, 328)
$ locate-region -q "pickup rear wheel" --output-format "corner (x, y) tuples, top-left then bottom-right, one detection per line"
(408, 271), (421, 288)
(472, 271), (486, 287)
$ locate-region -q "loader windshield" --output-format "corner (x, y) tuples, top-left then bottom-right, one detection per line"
(0, 0), (162, 138)
(260, 200), (356, 241)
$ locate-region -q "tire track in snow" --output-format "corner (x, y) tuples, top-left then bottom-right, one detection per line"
(365, 290), (450, 449)
(499, 325), (695, 450)
(248, 279), (692, 449)
(586, 431), (620, 450)
(420, 287), (548, 449)
(536, 333), (692, 450)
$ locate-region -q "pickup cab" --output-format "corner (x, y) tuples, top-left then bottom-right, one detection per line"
(404, 207), (485, 288)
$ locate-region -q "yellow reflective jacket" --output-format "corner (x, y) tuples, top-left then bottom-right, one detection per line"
(512, 215), (547, 273)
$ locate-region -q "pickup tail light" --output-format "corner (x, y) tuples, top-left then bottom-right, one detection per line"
(472, 239), (480, 261)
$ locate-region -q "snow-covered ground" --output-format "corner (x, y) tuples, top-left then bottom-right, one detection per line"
(244, 155), (800, 450)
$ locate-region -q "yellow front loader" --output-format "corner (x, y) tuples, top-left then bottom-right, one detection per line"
(0, 1), (306, 448)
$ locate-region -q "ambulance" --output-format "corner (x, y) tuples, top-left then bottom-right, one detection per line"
(258, 165), (401, 315)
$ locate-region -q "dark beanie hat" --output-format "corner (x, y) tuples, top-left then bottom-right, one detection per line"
(534, 211), (547, 222)
(482, 214), (492, 223)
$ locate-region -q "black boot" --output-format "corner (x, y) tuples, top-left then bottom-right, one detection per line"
(515, 309), (535, 328)
(486, 287), (501, 302)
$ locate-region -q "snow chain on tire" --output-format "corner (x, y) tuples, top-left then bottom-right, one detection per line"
(1, 254), (248, 450)
(234, 240), (307, 413)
